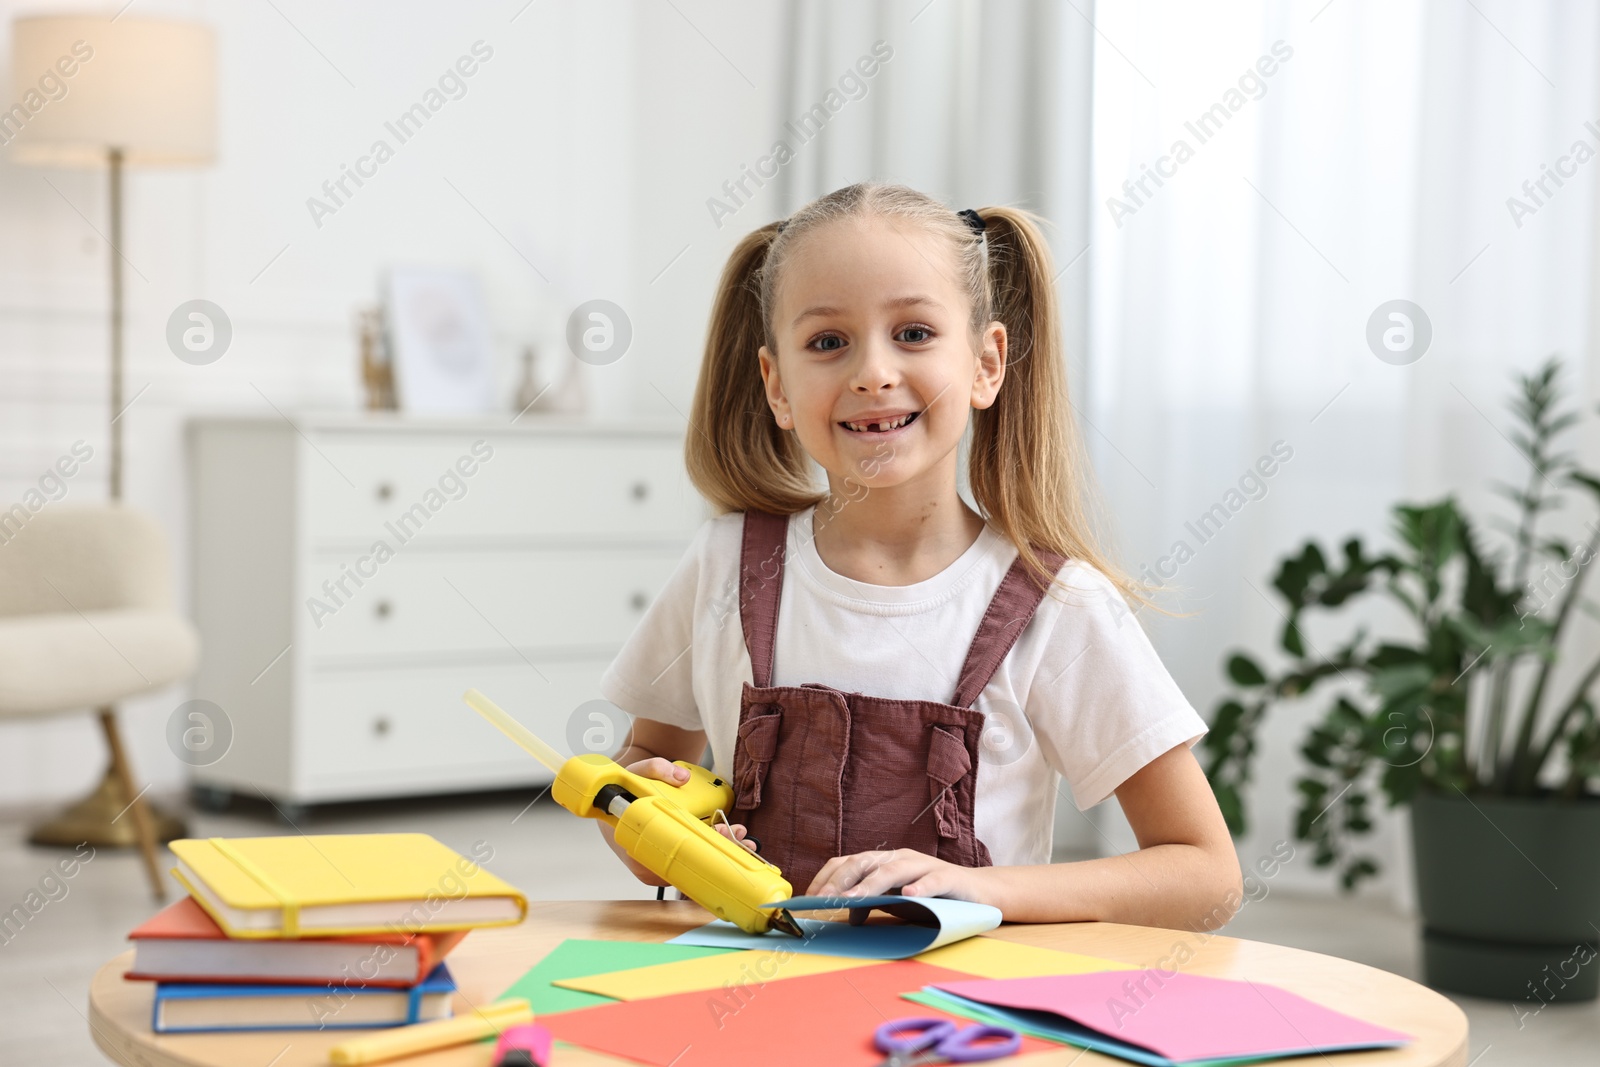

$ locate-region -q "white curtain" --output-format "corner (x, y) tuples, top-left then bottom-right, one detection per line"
(1090, 0), (1600, 900)
(771, 1), (1600, 895)
(772, 0), (1097, 394)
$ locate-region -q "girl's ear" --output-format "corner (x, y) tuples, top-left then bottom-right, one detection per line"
(758, 344), (792, 426)
(971, 322), (1007, 410)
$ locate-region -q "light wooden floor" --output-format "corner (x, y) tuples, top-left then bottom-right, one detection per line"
(0, 791), (1590, 1066)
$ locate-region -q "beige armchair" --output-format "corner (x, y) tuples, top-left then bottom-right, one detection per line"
(0, 505), (200, 899)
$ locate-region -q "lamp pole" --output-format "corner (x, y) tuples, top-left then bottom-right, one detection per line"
(108, 146), (123, 502)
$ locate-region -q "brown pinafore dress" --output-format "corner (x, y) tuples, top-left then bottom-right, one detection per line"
(729, 508), (1067, 893)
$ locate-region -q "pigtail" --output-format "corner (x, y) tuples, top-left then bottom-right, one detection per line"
(686, 222), (824, 515)
(970, 205), (1160, 613)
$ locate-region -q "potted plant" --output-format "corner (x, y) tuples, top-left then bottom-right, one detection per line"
(1203, 357), (1600, 1004)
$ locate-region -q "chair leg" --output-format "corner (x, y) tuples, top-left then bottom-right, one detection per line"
(98, 707), (168, 901)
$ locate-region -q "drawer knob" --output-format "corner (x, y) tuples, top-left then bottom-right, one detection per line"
(373, 716), (391, 737)
(630, 480), (650, 501)
(375, 482), (394, 502)
(374, 599), (393, 619)
(629, 591), (649, 611)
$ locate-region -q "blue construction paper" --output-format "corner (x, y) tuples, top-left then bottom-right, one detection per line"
(667, 894), (1002, 959)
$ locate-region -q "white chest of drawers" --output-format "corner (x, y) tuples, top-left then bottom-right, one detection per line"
(185, 414), (704, 816)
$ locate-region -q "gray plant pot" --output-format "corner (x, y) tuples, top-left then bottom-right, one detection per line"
(1411, 788), (1600, 1003)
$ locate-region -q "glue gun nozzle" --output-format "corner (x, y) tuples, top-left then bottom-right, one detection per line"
(767, 908), (804, 938)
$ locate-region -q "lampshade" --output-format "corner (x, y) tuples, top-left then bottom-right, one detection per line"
(7, 14), (216, 167)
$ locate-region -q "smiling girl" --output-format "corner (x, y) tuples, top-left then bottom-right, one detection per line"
(596, 182), (1241, 928)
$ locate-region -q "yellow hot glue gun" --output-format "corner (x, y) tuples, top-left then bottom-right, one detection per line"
(462, 688), (802, 937)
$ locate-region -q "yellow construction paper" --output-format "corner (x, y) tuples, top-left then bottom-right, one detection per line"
(553, 950), (880, 1000)
(914, 936), (1134, 978)
(553, 935), (1131, 1003)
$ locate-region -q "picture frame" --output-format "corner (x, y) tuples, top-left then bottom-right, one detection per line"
(383, 267), (495, 413)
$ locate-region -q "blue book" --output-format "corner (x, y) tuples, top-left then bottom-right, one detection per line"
(152, 962), (455, 1034)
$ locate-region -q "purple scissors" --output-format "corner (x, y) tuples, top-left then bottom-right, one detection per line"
(872, 1016), (1022, 1066)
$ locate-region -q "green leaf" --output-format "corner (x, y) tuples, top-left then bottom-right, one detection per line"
(1331, 697), (1365, 729)
(1211, 698), (1245, 729)
(1369, 643), (1425, 668)
(1540, 538), (1572, 560)
(1568, 471), (1600, 500)
(1370, 663), (1433, 699)
(1393, 500), (1462, 563)
(1342, 538), (1367, 568)
(1340, 858), (1379, 890)
(1228, 654), (1268, 688)
(1301, 735), (1334, 768)
(1296, 778), (1328, 801)
(1205, 701), (1245, 758)
(1281, 619), (1306, 657)
(1273, 547), (1323, 606)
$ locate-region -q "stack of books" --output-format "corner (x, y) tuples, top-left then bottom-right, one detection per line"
(126, 833), (527, 1034)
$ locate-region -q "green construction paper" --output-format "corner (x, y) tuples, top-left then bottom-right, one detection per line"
(497, 938), (738, 1016)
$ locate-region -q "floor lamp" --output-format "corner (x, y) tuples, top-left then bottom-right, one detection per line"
(9, 14), (216, 853)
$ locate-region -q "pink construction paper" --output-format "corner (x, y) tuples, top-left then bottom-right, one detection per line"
(933, 971), (1412, 1062)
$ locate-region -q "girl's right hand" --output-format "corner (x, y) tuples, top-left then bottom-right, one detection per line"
(627, 756), (691, 786)
(624, 757), (759, 855)
(598, 757), (689, 885)
(597, 757), (759, 885)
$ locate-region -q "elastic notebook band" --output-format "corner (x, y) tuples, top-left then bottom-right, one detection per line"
(211, 837), (303, 937)
(405, 981), (427, 1022)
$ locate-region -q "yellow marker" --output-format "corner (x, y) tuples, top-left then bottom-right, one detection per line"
(327, 998), (531, 1065)
(462, 688), (802, 937)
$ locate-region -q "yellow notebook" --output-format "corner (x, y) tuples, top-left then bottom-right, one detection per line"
(169, 834), (527, 940)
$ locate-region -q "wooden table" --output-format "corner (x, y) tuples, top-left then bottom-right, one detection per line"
(88, 900), (1469, 1067)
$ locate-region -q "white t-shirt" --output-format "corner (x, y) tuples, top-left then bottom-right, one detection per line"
(599, 506), (1207, 867)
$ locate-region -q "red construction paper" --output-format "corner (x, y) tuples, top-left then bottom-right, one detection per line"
(542, 960), (1053, 1067)
(933, 971), (1412, 1061)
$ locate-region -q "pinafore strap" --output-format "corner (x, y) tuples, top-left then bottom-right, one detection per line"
(739, 508), (790, 689)
(949, 549), (1067, 707)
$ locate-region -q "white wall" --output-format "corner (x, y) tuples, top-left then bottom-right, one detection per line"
(0, 0), (789, 806)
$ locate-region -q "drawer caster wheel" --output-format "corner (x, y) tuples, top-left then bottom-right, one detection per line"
(190, 785), (232, 813)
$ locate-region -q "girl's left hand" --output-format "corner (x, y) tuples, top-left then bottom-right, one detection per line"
(712, 819), (760, 855)
(806, 848), (981, 901)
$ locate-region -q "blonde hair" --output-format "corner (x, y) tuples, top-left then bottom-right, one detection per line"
(686, 180), (1158, 612)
